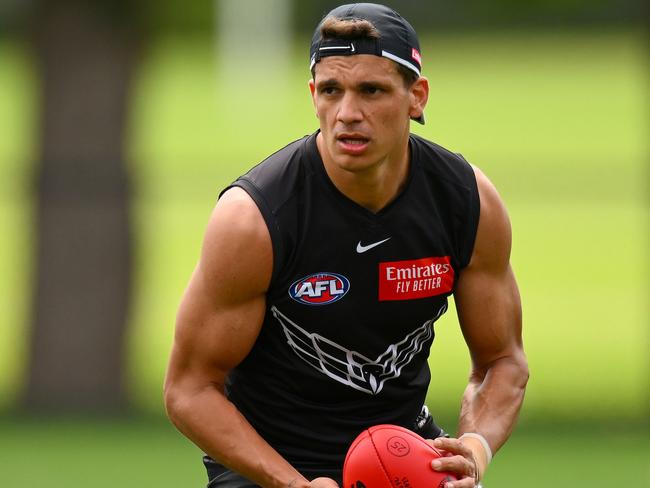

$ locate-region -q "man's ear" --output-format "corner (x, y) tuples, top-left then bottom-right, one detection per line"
(308, 79), (319, 118)
(409, 76), (429, 121)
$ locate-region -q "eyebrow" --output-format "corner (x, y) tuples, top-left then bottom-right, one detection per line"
(316, 78), (392, 91)
(316, 78), (340, 89)
(359, 80), (390, 90)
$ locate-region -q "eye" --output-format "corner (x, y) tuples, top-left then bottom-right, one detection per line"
(320, 86), (339, 95)
(363, 86), (379, 94)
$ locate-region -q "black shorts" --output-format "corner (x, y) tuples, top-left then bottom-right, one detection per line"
(204, 462), (258, 488)
(203, 457), (342, 488)
(203, 407), (447, 487)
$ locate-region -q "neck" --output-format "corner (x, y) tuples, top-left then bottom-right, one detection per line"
(316, 132), (410, 213)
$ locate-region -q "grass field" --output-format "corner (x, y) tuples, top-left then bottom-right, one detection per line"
(0, 28), (648, 487)
(0, 418), (647, 487)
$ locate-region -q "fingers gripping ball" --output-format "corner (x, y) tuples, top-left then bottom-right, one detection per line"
(343, 425), (457, 488)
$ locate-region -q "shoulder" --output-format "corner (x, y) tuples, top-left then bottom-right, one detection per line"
(217, 134), (319, 282)
(212, 186), (268, 235)
(467, 165), (512, 270)
(473, 166), (508, 219)
(200, 187), (273, 297)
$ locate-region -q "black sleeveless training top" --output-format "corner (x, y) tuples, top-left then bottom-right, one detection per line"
(219, 131), (480, 478)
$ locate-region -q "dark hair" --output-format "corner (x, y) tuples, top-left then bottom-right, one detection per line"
(312, 16), (418, 88)
(320, 16), (380, 39)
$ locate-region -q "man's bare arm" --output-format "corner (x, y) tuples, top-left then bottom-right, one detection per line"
(455, 167), (528, 449)
(432, 167), (529, 486)
(164, 188), (337, 488)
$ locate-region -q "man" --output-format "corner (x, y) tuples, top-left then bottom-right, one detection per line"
(164, 4), (528, 488)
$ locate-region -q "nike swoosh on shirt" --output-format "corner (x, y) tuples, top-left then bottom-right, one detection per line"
(356, 237), (392, 254)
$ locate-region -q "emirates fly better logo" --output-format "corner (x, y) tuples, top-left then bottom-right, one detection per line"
(289, 272), (350, 305)
(379, 256), (454, 301)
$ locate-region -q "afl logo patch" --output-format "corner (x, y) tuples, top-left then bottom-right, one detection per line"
(289, 272), (350, 306)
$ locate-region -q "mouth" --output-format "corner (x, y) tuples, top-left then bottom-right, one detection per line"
(336, 133), (370, 154)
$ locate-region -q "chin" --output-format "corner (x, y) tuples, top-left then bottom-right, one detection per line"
(333, 154), (376, 173)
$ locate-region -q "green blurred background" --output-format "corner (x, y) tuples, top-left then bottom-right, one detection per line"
(0, 0), (647, 486)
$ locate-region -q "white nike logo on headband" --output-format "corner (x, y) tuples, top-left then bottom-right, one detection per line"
(319, 43), (355, 53)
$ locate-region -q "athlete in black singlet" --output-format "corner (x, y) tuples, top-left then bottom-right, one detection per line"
(164, 4), (528, 488)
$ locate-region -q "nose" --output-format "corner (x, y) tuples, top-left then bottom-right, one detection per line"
(336, 92), (363, 125)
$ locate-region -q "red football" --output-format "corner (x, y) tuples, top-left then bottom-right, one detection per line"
(343, 424), (457, 488)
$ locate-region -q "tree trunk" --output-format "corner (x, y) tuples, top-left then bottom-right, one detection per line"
(23, 0), (138, 413)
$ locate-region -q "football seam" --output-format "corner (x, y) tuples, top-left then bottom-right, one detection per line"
(368, 431), (397, 487)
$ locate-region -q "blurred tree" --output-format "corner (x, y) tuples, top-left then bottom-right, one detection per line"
(23, 0), (142, 413)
